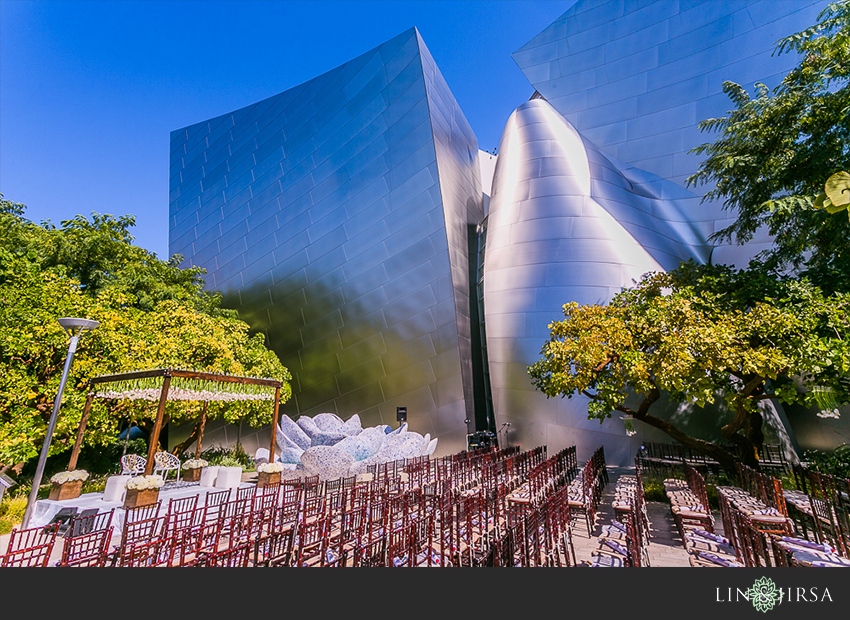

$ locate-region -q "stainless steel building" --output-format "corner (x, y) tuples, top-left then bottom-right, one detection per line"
(169, 28), (484, 457)
(482, 97), (714, 464)
(169, 2), (844, 464)
(513, 0), (829, 267)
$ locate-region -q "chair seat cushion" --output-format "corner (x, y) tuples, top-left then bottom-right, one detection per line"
(776, 536), (835, 554)
(685, 538), (735, 556)
(586, 553), (626, 567)
(672, 506), (708, 517)
(685, 529), (728, 545)
(791, 550), (850, 567)
(692, 550), (743, 567)
(747, 513), (789, 524)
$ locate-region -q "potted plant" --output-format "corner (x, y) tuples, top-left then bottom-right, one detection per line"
(124, 475), (164, 509)
(256, 462), (284, 487)
(48, 470), (90, 501)
(181, 458), (209, 483)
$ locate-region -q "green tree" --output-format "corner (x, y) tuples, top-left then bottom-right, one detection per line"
(687, 0), (850, 291)
(0, 196), (292, 471)
(528, 261), (850, 471)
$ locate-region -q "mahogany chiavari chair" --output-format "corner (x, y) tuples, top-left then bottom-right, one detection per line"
(66, 508), (115, 538)
(123, 500), (162, 526)
(1, 525), (59, 567)
(293, 515), (329, 567)
(166, 495), (198, 515)
(196, 540), (252, 567)
(352, 528), (387, 567)
(58, 526), (114, 567)
(253, 525), (296, 567)
(113, 514), (168, 567)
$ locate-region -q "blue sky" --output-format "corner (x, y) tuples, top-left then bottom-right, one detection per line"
(0, 0), (574, 259)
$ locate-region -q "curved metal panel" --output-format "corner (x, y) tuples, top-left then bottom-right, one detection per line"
(513, 0), (829, 271)
(484, 98), (713, 464)
(169, 28), (483, 457)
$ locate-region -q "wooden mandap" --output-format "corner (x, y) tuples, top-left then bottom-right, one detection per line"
(66, 368), (285, 475)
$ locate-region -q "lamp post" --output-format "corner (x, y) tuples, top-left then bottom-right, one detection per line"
(21, 317), (99, 529)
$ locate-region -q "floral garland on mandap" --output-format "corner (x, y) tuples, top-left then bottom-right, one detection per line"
(125, 474), (165, 491)
(50, 470), (90, 484)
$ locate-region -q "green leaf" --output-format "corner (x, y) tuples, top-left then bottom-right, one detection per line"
(825, 171), (850, 207)
(813, 192), (830, 209)
(825, 199), (847, 214)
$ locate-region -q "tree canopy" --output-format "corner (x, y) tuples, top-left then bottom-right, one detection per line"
(527, 1), (850, 471)
(0, 196), (292, 470)
(528, 261), (850, 471)
(687, 0), (850, 291)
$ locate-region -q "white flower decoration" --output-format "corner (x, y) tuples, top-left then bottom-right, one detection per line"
(125, 474), (165, 490)
(50, 470), (90, 484)
(257, 462), (284, 473)
(183, 458), (209, 470)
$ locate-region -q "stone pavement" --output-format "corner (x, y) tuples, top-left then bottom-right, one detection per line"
(569, 465), (695, 567)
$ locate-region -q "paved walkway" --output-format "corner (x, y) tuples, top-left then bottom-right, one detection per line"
(570, 465), (694, 567)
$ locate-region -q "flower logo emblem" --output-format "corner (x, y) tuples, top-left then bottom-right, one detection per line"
(746, 577), (783, 612)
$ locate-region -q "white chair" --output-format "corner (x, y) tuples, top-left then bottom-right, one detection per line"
(153, 451), (181, 482)
(120, 454), (147, 477)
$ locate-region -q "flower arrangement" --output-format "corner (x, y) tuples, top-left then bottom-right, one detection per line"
(257, 462), (284, 473)
(125, 475), (165, 491)
(183, 458), (209, 470)
(50, 470), (90, 485)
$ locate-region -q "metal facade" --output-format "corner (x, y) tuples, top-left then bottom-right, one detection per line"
(483, 98), (714, 464)
(169, 28), (483, 456)
(513, 0), (829, 268)
(168, 3), (833, 464)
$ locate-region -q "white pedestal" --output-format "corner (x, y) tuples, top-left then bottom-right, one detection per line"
(103, 475), (132, 502)
(214, 466), (242, 489)
(200, 466), (220, 488)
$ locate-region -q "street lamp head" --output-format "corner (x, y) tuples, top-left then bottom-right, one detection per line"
(58, 317), (99, 337)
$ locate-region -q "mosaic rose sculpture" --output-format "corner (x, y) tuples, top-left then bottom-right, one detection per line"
(255, 413), (438, 481)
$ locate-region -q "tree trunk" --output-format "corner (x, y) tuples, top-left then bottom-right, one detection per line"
(136, 413), (171, 452)
(629, 407), (741, 473)
(172, 413), (205, 457)
(721, 401), (763, 469)
(620, 385), (741, 473)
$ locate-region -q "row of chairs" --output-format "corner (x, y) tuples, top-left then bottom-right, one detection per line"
(639, 442), (787, 477)
(584, 457), (650, 567)
(664, 464), (714, 540)
(785, 463), (850, 558)
(679, 462), (850, 568)
(566, 446), (608, 536)
(482, 446), (581, 567)
(718, 463), (794, 537)
(1, 444), (561, 567)
(716, 495), (850, 568)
